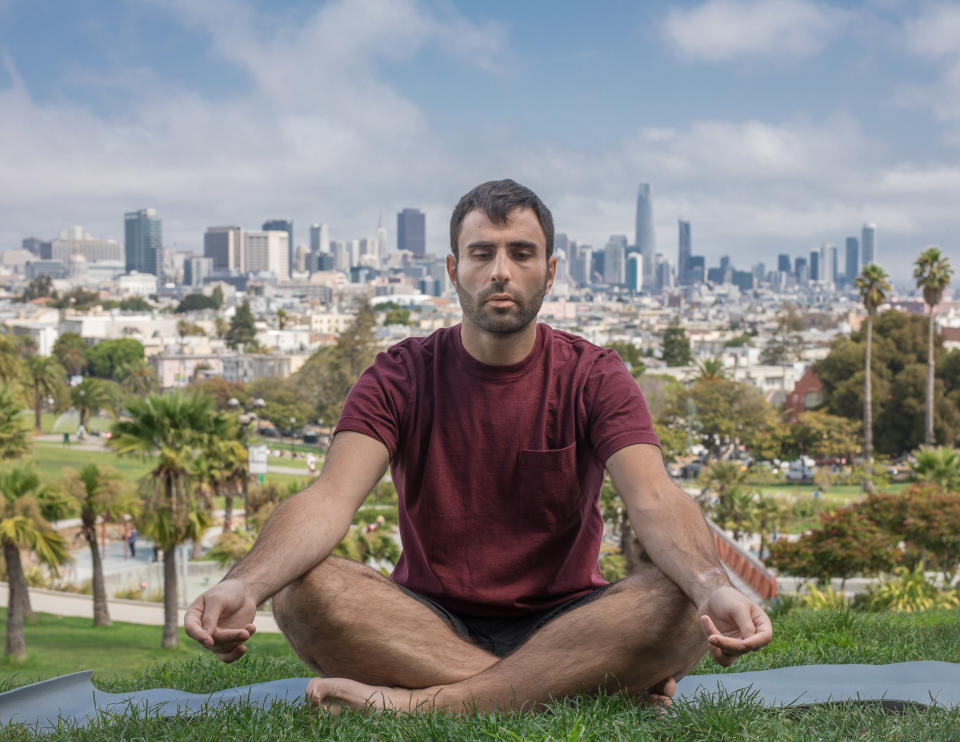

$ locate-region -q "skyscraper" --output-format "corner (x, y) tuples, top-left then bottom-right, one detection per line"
(635, 184), (655, 291)
(844, 237), (859, 282)
(124, 208), (162, 275)
(263, 219), (294, 278)
(603, 235), (627, 285)
(862, 223), (877, 266)
(809, 249), (820, 282)
(777, 253), (791, 273)
(820, 244), (837, 285)
(244, 230), (289, 277)
(204, 226), (244, 272)
(397, 208), (426, 258)
(677, 220), (691, 285)
(310, 223), (330, 254)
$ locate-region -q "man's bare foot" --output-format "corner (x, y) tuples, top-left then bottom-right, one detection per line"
(306, 677), (439, 714)
(642, 676), (677, 710)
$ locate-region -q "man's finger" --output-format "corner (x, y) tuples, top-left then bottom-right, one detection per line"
(184, 600), (213, 646)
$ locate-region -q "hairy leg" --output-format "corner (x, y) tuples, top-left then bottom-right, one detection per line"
(272, 556), (497, 688)
(308, 562), (708, 713)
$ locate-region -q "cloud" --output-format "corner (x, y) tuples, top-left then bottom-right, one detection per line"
(897, 3), (960, 135)
(662, 0), (852, 62)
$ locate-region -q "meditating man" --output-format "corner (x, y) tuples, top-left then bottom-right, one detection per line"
(185, 179), (773, 712)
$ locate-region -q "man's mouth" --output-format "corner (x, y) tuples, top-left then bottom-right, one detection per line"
(486, 294), (516, 307)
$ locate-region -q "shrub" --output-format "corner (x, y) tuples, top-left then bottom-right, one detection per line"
(857, 565), (960, 613)
(599, 552), (626, 582)
(207, 530), (256, 568)
(800, 583), (848, 610)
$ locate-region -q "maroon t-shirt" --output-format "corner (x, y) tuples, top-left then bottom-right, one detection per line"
(334, 323), (660, 616)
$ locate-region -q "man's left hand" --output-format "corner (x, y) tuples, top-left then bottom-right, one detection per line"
(699, 586), (773, 667)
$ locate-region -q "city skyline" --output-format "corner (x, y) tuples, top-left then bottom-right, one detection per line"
(2, 0), (959, 287)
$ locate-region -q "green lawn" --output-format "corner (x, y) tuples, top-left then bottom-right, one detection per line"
(29, 441), (152, 484)
(0, 608), (303, 687)
(2, 608), (958, 740)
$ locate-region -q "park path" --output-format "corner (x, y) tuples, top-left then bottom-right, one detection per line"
(0, 582), (280, 633)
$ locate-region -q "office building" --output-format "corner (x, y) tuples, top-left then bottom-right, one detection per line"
(184, 257), (213, 287)
(263, 219), (294, 278)
(626, 253), (642, 293)
(309, 223), (329, 254)
(845, 237), (859, 282)
(777, 253), (791, 273)
(376, 221), (388, 255)
(687, 255), (705, 284)
(124, 208), (162, 276)
(244, 230), (289, 278)
(795, 257), (808, 284)
(677, 220), (691, 285)
(809, 250), (820, 282)
(603, 235), (627, 285)
(635, 184), (655, 291)
(820, 244), (836, 285)
(204, 226), (244, 273)
(22, 237), (51, 257)
(50, 226), (123, 263)
(397, 208), (426, 258)
(862, 223), (877, 266)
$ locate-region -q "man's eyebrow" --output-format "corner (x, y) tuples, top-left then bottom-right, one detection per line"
(464, 240), (540, 250)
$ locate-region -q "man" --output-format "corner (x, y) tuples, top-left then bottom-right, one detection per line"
(185, 180), (772, 713)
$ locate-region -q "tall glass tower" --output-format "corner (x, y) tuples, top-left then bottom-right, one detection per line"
(677, 219), (691, 285)
(124, 208), (162, 276)
(635, 184), (655, 291)
(862, 223), (877, 266)
(845, 237), (859, 282)
(263, 219), (294, 278)
(398, 208), (426, 258)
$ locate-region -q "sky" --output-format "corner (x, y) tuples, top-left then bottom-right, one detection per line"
(1, 0), (959, 288)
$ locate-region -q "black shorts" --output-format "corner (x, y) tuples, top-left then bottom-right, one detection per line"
(398, 583), (616, 658)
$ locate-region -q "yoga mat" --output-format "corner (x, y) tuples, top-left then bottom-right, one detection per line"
(2, 662), (958, 733)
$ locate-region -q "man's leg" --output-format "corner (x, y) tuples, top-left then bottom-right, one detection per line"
(306, 562), (708, 713)
(272, 556), (498, 688)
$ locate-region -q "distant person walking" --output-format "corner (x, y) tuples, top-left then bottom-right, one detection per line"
(128, 526), (138, 557)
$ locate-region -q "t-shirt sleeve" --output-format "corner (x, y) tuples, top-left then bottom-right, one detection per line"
(584, 349), (660, 463)
(333, 346), (410, 457)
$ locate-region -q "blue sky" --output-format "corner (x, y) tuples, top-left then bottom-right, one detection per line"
(1, 0), (959, 287)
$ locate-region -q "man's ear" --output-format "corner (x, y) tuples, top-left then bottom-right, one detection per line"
(446, 254), (458, 289)
(545, 255), (557, 294)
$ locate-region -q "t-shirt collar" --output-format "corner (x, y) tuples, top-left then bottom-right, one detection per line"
(453, 322), (546, 381)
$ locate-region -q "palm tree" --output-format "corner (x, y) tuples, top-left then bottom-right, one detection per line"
(0, 334), (22, 383)
(911, 446), (960, 492)
(696, 358), (728, 382)
(118, 360), (159, 397)
(855, 263), (891, 468)
(23, 355), (66, 432)
(1, 464), (72, 660)
(70, 377), (111, 429)
(65, 464), (130, 627)
(0, 384), (30, 460)
(913, 247), (954, 447)
(109, 391), (216, 648)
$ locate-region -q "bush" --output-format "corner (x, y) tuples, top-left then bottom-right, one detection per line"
(599, 552), (626, 582)
(114, 585), (145, 600)
(207, 530), (256, 568)
(857, 565), (960, 613)
(799, 583), (848, 610)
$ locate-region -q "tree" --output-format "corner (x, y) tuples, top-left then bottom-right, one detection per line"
(109, 391), (217, 648)
(70, 377), (111, 427)
(698, 461), (754, 541)
(21, 274), (54, 302)
(276, 309), (289, 330)
(211, 285), (224, 308)
(661, 323), (692, 366)
(23, 355), (66, 432)
(52, 332), (89, 377)
(225, 299), (257, 350)
(913, 247), (954, 447)
(855, 263), (891, 465)
(911, 446), (960, 492)
(665, 377), (777, 458)
(214, 317), (228, 339)
(86, 338), (145, 380)
(815, 311), (960, 456)
(65, 465), (130, 627)
(695, 358), (727, 382)
(606, 341), (646, 379)
(767, 506), (900, 589)
(0, 334), (21, 383)
(1, 465), (72, 660)
(383, 307), (410, 327)
(782, 410), (861, 462)
(176, 293), (218, 313)
(117, 359), (159, 397)
(0, 384), (29, 460)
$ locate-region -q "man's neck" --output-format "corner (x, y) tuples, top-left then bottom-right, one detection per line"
(459, 321), (538, 366)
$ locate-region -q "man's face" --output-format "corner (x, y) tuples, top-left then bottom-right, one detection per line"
(447, 207), (556, 336)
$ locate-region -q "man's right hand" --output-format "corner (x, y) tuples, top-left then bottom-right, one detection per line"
(184, 578), (258, 663)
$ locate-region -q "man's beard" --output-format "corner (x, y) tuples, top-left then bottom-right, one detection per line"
(457, 278), (548, 335)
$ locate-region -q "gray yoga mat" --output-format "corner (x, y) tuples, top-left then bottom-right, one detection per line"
(1, 662), (959, 733)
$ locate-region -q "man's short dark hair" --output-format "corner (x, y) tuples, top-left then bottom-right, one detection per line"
(449, 179), (554, 261)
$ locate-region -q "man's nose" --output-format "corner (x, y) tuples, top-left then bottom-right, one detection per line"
(490, 249), (511, 282)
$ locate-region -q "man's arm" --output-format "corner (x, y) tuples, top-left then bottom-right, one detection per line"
(184, 431), (390, 661)
(605, 443), (772, 666)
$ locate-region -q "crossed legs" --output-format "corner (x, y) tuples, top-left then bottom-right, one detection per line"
(272, 556), (706, 713)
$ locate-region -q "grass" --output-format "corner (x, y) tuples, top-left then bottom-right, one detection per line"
(0, 607), (302, 687)
(2, 608), (959, 740)
(29, 441), (152, 484)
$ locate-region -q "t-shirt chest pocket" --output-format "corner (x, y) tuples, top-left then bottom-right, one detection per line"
(515, 442), (580, 526)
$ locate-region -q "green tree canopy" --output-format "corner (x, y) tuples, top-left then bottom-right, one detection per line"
(661, 324), (692, 366)
(606, 341), (646, 379)
(815, 310), (960, 456)
(52, 332), (89, 377)
(176, 293), (219, 313)
(226, 299), (257, 350)
(86, 338), (146, 380)
(21, 274), (55, 302)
